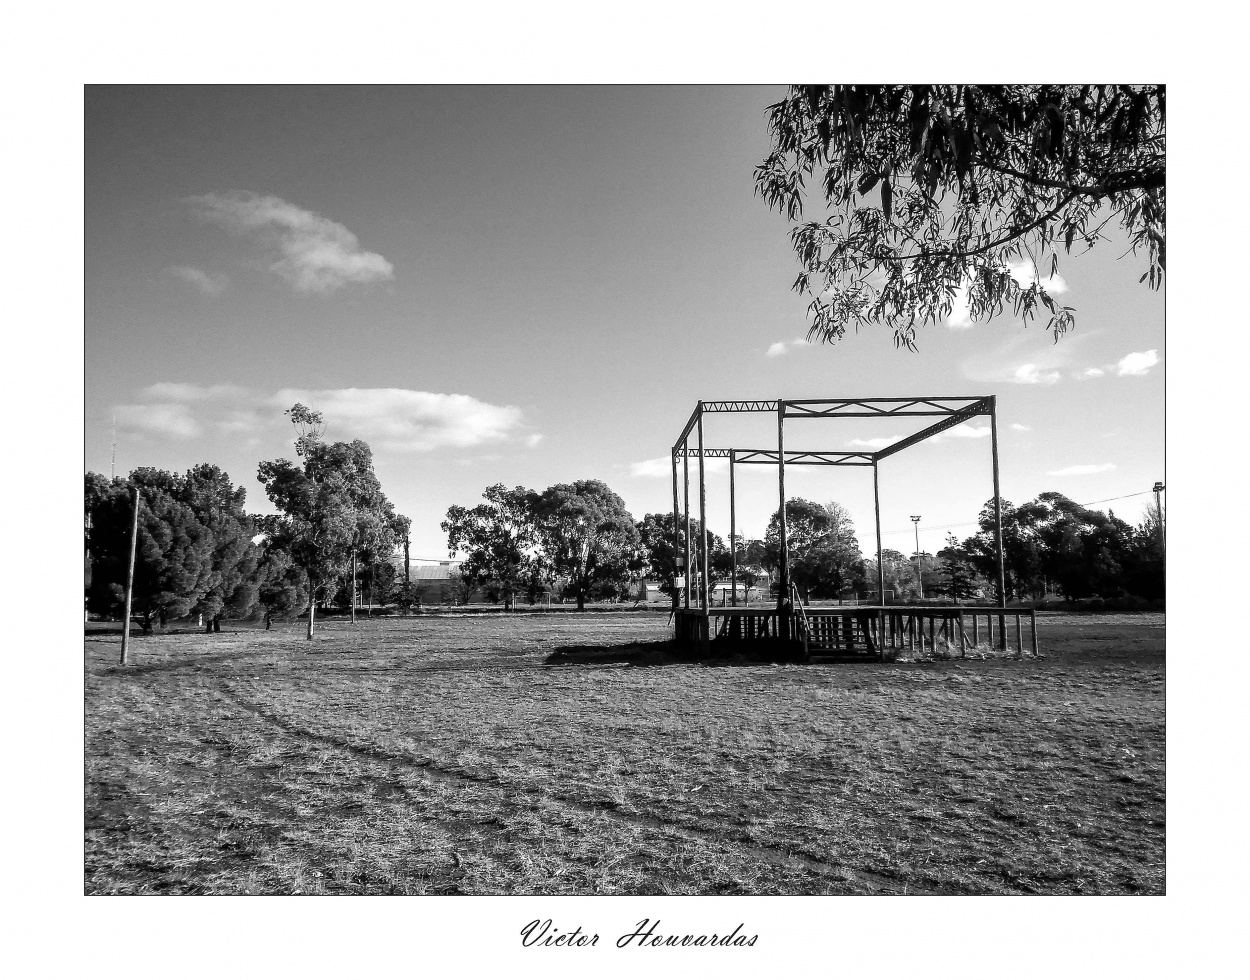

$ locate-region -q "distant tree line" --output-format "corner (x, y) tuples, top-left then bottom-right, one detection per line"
(87, 406), (1165, 630)
(85, 404), (411, 637)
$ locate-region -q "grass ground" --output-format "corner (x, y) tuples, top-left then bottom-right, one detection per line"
(85, 610), (1164, 895)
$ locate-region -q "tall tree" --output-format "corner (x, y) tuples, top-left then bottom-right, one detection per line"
(86, 469), (215, 631)
(764, 498), (866, 600)
(182, 464), (259, 631)
(637, 513), (723, 610)
(533, 480), (645, 611)
(257, 406), (356, 639)
(441, 485), (541, 611)
(756, 85), (1164, 348)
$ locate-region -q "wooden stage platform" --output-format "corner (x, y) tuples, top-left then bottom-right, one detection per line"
(674, 604), (1038, 662)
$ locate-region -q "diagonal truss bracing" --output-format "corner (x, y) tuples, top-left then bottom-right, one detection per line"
(873, 398), (993, 459)
(783, 396), (987, 419)
(674, 448), (875, 466)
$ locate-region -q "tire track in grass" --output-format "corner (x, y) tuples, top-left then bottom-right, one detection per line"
(216, 682), (944, 895)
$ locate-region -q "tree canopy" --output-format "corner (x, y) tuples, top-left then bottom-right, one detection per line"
(442, 484), (541, 611)
(756, 85), (1165, 348)
(532, 480), (645, 610)
(764, 498), (866, 600)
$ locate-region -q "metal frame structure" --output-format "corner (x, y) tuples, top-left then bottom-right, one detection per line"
(670, 396), (1012, 655)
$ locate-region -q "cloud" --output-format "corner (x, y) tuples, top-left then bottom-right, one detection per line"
(946, 284), (973, 329)
(629, 455), (728, 478)
(943, 423), (991, 439)
(166, 265), (229, 296)
(630, 456), (673, 478)
(765, 342), (787, 357)
(1074, 367), (1105, 380)
(115, 402), (202, 439)
(116, 383), (530, 452)
(139, 382), (246, 402)
(187, 192), (394, 293)
(1012, 363), (1061, 385)
(849, 435), (903, 449)
(274, 388), (523, 451)
(1047, 463), (1116, 477)
(1116, 349), (1159, 377)
(1010, 423), (1032, 432)
(1005, 258), (1069, 295)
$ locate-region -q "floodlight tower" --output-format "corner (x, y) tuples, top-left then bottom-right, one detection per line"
(911, 515), (923, 599)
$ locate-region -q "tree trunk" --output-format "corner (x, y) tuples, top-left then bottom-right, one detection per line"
(264, 610), (272, 630)
(204, 617), (213, 633)
(307, 583), (316, 640)
(213, 616), (221, 633)
(576, 592), (585, 612)
(350, 552), (357, 624)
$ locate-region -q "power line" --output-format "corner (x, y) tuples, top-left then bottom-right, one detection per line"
(877, 489), (1153, 537)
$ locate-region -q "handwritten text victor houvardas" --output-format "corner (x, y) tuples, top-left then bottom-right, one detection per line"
(521, 918), (758, 949)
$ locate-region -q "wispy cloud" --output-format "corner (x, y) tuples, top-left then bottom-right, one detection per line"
(629, 455), (728, 478)
(943, 423), (991, 439)
(139, 382), (246, 402)
(187, 192), (394, 294)
(165, 265), (229, 296)
(1010, 423), (1032, 432)
(1116, 349), (1159, 377)
(274, 388), (523, 451)
(765, 342), (787, 358)
(1074, 367), (1105, 380)
(849, 435), (903, 449)
(115, 402), (202, 439)
(115, 383), (532, 452)
(1012, 363), (1061, 385)
(1047, 463), (1116, 476)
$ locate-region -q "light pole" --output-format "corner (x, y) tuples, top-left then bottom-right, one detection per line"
(1152, 481), (1165, 544)
(911, 515), (923, 600)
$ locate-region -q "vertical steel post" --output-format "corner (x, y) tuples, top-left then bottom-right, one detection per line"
(683, 443), (691, 612)
(120, 484), (140, 666)
(873, 458), (886, 651)
(670, 448), (681, 618)
(697, 404), (709, 615)
(776, 400), (789, 638)
(729, 451), (737, 608)
(990, 396), (1007, 650)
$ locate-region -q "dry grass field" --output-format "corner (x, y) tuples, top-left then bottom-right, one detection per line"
(85, 610), (1164, 896)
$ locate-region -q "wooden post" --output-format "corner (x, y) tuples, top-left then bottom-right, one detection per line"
(1016, 614), (1023, 655)
(404, 533), (411, 615)
(683, 443), (691, 612)
(729, 451), (737, 608)
(1031, 608), (1039, 655)
(697, 404), (709, 617)
(776, 400), (789, 639)
(350, 551), (357, 624)
(974, 613), (980, 647)
(958, 610), (967, 658)
(119, 484), (140, 666)
(990, 397), (1007, 650)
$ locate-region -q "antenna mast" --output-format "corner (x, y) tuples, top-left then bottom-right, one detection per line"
(110, 415), (117, 480)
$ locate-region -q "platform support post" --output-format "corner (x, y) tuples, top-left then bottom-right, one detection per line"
(776, 399), (789, 641)
(990, 396), (1007, 650)
(729, 451), (737, 608)
(683, 440), (691, 612)
(873, 457), (885, 655)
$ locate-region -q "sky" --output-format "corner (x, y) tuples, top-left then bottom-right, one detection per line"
(86, 85), (1165, 560)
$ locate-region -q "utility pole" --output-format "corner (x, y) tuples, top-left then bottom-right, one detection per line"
(911, 515), (923, 599)
(1152, 481), (1165, 544)
(120, 484), (140, 666)
(404, 533), (411, 615)
(110, 414), (117, 481)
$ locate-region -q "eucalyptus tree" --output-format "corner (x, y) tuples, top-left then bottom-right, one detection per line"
(756, 85), (1164, 348)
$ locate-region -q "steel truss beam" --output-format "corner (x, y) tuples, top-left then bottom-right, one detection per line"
(874, 398), (993, 460)
(783, 396), (987, 419)
(674, 448), (874, 466)
(700, 400), (780, 413)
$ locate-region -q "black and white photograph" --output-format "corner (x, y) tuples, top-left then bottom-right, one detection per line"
(11, 4), (1247, 976)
